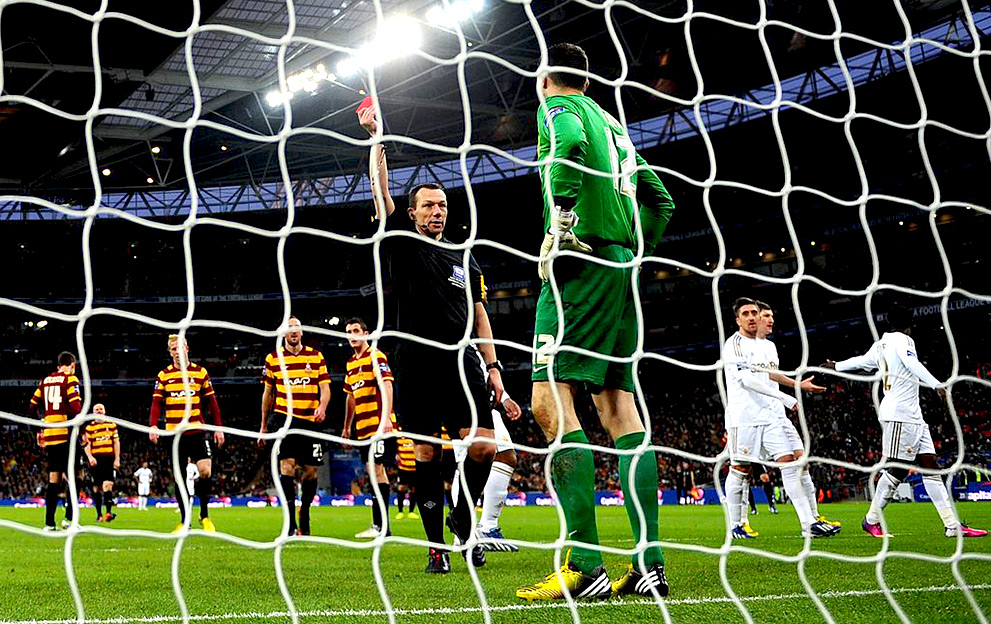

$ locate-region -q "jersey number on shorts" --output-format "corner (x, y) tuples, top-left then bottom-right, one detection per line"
(44, 386), (62, 412)
(534, 334), (555, 367)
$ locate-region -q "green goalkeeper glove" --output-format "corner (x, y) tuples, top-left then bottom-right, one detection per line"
(538, 207), (592, 282)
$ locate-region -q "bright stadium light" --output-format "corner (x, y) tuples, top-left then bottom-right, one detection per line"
(146, 177), (155, 184)
(425, 0), (484, 27)
(36, 320), (48, 328)
(151, 145), (161, 154)
(336, 57), (359, 78)
(101, 168), (111, 176)
(267, 63), (340, 107)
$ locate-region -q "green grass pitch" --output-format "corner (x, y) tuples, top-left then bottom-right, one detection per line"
(1, 501), (990, 623)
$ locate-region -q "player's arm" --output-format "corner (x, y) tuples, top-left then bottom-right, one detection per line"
(769, 372), (826, 394)
(358, 106), (395, 219)
(342, 393), (355, 444)
(29, 387), (44, 447)
(112, 432), (120, 470)
(739, 374), (799, 411)
(66, 376), (82, 418)
(634, 153), (676, 255)
(827, 343), (880, 373)
(538, 108), (592, 280)
(474, 301), (504, 403)
(259, 382), (275, 447)
(314, 354), (331, 423)
(82, 432), (97, 466)
(501, 389), (522, 421)
(896, 341), (943, 389)
(150, 375), (164, 443)
(201, 374), (224, 447)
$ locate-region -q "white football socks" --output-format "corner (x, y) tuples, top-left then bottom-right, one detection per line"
(866, 471), (900, 525)
(479, 461), (513, 531)
(780, 464), (815, 529)
(802, 469), (820, 518)
(922, 475), (958, 530)
(725, 468), (747, 528)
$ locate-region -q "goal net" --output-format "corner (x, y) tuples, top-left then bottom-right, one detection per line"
(1, 0), (990, 622)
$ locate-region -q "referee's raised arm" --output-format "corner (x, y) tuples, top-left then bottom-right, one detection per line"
(358, 103), (395, 220)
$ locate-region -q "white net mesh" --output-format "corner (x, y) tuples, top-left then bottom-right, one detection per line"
(1, 0), (991, 622)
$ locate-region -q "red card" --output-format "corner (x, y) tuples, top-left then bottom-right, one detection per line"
(356, 96), (374, 114)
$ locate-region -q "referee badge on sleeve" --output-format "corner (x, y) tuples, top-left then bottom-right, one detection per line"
(449, 265), (467, 289)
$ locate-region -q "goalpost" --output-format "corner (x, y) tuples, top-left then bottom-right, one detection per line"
(1, 1), (990, 623)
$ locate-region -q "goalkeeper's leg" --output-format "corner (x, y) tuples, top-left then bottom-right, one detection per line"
(516, 382), (610, 600)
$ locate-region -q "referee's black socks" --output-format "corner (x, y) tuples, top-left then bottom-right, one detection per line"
(415, 460), (445, 545)
(452, 457), (491, 539)
(281, 475), (297, 532)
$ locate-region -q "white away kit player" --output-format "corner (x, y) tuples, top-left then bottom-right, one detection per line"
(451, 351), (523, 552)
(754, 301), (839, 529)
(723, 298), (838, 539)
(823, 305), (986, 538)
(135, 462), (153, 511)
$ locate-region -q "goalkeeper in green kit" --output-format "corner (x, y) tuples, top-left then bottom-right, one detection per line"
(516, 43), (675, 601)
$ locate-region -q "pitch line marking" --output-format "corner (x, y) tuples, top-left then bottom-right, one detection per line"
(3, 583), (990, 623)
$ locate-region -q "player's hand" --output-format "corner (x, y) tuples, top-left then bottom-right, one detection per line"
(538, 209), (593, 282)
(504, 397), (522, 421)
(340, 428), (351, 451)
(149, 426), (159, 444)
(799, 375), (826, 394)
(36, 432), (44, 448)
(113, 459), (120, 470)
(314, 405), (327, 423)
(788, 402), (799, 414)
(820, 360), (837, 370)
(256, 429), (267, 449)
(214, 430), (225, 448)
(937, 387), (948, 402)
(358, 105), (378, 136)
(87, 457), (97, 467)
(487, 368), (505, 404)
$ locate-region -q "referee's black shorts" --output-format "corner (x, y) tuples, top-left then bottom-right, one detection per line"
(395, 343), (493, 442)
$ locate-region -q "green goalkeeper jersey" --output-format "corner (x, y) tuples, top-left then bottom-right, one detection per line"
(536, 94), (675, 254)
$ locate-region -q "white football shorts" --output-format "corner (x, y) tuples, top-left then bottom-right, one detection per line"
(779, 417), (805, 453)
(728, 422), (794, 463)
(454, 408), (513, 463)
(882, 420), (934, 462)
(138, 484), (150, 496)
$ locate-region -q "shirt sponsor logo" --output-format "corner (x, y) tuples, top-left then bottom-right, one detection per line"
(169, 389), (197, 398)
(286, 377), (312, 386)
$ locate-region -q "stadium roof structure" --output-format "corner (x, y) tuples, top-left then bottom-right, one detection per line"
(0, 0), (985, 218)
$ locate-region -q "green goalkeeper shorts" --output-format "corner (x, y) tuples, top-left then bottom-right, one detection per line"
(532, 245), (637, 393)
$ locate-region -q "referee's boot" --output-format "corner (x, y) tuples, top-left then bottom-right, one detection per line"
(446, 512), (485, 568)
(611, 562), (670, 598)
(425, 547), (451, 574)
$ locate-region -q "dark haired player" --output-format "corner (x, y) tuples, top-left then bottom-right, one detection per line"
(358, 102), (504, 574)
(518, 42), (676, 600)
(30, 351), (83, 531)
(343, 317), (397, 539)
(824, 306), (986, 538)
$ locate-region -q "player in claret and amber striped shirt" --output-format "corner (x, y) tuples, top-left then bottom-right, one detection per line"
(149, 335), (224, 532)
(82, 403), (120, 523)
(343, 317), (398, 539)
(30, 351), (83, 531)
(259, 317), (330, 536)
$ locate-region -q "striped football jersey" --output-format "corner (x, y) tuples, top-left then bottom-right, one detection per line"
(344, 347), (397, 440)
(30, 370), (82, 447)
(152, 363), (215, 431)
(84, 420), (119, 455)
(397, 436), (415, 472)
(262, 345), (330, 421)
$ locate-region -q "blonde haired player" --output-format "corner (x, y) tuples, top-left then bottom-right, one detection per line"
(149, 334), (224, 532)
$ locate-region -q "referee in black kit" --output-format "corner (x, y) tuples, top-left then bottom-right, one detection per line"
(359, 103), (503, 574)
